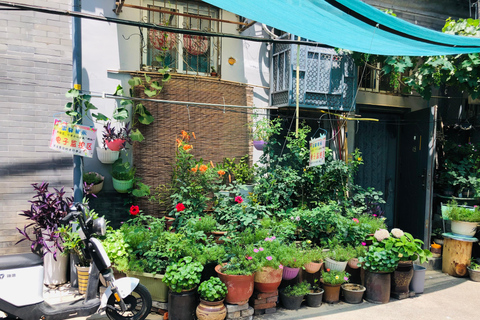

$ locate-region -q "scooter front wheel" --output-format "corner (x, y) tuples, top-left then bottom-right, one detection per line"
(106, 283), (152, 320)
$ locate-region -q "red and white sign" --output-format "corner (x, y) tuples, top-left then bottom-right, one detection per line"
(49, 119), (97, 157)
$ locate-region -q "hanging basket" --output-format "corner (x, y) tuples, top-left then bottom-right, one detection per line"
(183, 33), (208, 55)
(149, 29), (176, 50)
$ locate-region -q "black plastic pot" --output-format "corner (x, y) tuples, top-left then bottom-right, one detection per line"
(306, 290), (324, 307)
(168, 289), (198, 320)
(364, 271), (391, 304)
(341, 283), (365, 304)
(279, 290), (304, 310)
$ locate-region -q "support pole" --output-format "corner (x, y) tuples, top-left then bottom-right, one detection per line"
(295, 36), (300, 138)
(73, 0), (83, 203)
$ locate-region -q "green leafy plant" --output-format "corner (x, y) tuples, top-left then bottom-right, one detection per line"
(83, 172), (104, 185)
(221, 155), (256, 185)
(445, 199), (480, 222)
(282, 281), (311, 297)
(163, 256), (204, 292)
(112, 159), (136, 181)
(321, 270), (349, 285)
(380, 228), (432, 263)
(358, 242), (400, 272)
(469, 258), (480, 271)
(304, 246), (325, 264)
(101, 228), (130, 271)
(59, 224), (89, 267)
(325, 245), (356, 262)
(278, 244), (307, 268)
(250, 115), (283, 142)
(198, 277), (228, 302)
(64, 88), (107, 124)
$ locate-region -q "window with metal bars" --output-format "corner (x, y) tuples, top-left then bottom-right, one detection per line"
(142, 0), (219, 75)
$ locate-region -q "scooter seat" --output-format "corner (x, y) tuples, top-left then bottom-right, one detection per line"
(0, 253), (43, 270)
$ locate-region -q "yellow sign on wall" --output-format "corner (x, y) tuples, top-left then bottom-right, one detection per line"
(309, 134), (326, 167)
(49, 119), (97, 157)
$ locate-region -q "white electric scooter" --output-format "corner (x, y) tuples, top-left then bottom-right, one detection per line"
(0, 203), (152, 320)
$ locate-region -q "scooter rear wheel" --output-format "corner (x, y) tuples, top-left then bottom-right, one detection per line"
(106, 283), (152, 320)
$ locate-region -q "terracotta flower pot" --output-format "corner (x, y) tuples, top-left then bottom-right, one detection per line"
(196, 299), (226, 320)
(215, 265), (254, 305)
(348, 258), (360, 269)
(254, 266), (283, 293)
(304, 261), (323, 274)
(321, 281), (341, 303)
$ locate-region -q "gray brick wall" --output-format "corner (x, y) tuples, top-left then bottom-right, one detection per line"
(0, 0), (73, 255)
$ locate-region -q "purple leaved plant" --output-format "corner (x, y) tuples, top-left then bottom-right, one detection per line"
(102, 121), (132, 149)
(16, 182), (73, 260)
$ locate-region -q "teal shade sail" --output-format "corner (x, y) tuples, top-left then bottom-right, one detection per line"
(204, 0), (480, 56)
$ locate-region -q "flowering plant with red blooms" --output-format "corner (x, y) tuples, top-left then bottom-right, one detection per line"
(129, 205), (140, 215)
(235, 196), (243, 204)
(176, 203), (185, 212)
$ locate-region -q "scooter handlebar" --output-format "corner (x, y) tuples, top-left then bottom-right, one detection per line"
(60, 203), (83, 225)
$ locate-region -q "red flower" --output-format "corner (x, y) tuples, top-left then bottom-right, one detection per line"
(235, 196), (243, 204)
(130, 205), (140, 216)
(176, 203), (185, 212)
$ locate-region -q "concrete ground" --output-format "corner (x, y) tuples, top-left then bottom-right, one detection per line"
(51, 270), (478, 320)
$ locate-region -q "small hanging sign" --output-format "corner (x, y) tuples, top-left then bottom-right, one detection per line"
(49, 118), (97, 157)
(309, 134), (326, 167)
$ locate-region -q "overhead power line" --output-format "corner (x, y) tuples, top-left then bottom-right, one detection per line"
(0, 0), (332, 48)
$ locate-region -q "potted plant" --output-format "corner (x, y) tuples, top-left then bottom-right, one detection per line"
(278, 244), (306, 280)
(215, 247), (258, 305)
(163, 257), (204, 320)
(250, 116), (282, 151)
(250, 238), (284, 293)
(306, 279), (324, 307)
(102, 121), (132, 151)
(111, 159), (135, 193)
(467, 258), (480, 282)
(444, 199), (480, 236)
(380, 228), (432, 297)
(358, 230), (400, 304)
(320, 269), (349, 303)
(83, 171), (104, 194)
(279, 281), (310, 310)
(210, 66), (218, 77)
(196, 277), (228, 320)
(16, 182), (72, 285)
(59, 224), (90, 294)
(324, 245), (355, 271)
(303, 246), (325, 274)
(222, 155), (256, 202)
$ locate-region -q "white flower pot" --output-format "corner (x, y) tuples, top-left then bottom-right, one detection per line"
(96, 147), (119, 164)
(43, 248), (68, 285)
(451, 220), (478, 237)
(324, 258), (347, 271)
(112, 177), (133, 193)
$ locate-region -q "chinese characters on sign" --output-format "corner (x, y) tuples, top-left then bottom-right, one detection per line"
(49, 119), (97, 158)
(309, 134), (326, 167)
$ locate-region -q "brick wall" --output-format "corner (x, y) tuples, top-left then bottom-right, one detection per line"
(132, 74), (253, 215)
(0, 0), (73, 255)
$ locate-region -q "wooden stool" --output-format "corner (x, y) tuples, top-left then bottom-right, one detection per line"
(442, 232), (478, 277)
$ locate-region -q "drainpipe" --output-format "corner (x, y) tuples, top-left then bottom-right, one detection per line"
(73, 0), (83, 203)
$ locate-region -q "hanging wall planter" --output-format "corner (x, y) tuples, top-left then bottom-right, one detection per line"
(324, 258), (347, 272)
(96, 147), (119, 164)
(304, 261), (323, 274)
(282, 266), (300, 280)
(253, 140), (266, 151)
(112, 177), (133, 193)
(105, 138), (126, 151)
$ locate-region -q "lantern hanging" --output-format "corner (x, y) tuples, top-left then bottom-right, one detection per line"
(183, 33), (209, 56)
(149, 29), (177, 51)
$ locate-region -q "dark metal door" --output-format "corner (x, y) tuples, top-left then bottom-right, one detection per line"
(355, 111), (400, 229)
(396, 107), (437, 244)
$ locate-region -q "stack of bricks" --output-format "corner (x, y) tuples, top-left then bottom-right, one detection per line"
(225, 303), (254, 320)
(250, 290), (278, 316)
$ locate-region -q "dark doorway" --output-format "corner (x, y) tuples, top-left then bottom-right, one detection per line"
(355, 108), (401, 229)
